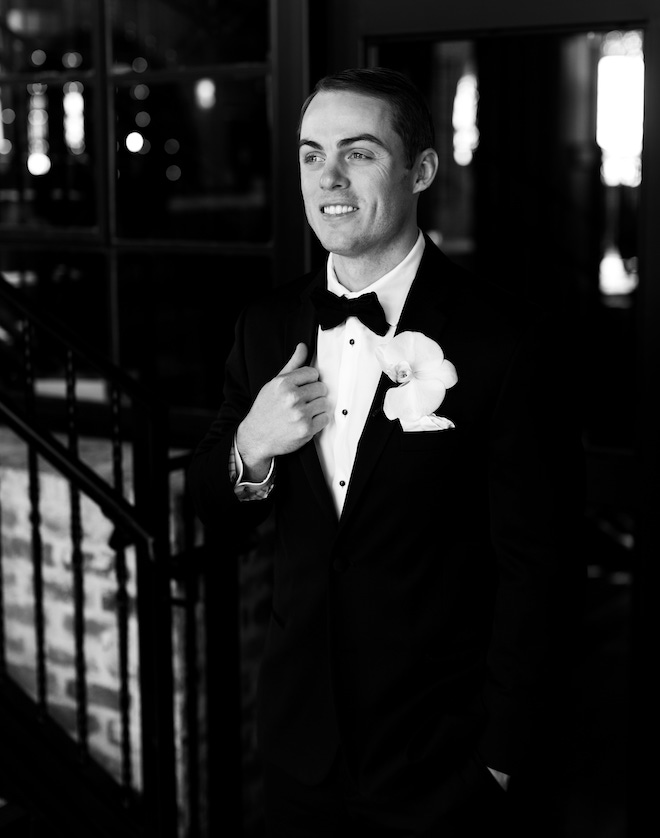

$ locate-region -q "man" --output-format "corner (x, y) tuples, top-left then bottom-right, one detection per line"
(190, 68), (584, 836)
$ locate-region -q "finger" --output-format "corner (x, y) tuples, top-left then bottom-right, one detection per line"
(303, 396), (329, 420)
(285, 365), (321, 387)
(311, 400), (330, 419)
(279, 342), (308, 375)
(297, 381), (327, 402)
(310, 411), (330, 435)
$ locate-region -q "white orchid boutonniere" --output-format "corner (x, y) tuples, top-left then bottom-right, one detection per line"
(375, 331), (458, 431)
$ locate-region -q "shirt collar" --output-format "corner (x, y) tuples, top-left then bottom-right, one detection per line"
(325, 230), (425, 329)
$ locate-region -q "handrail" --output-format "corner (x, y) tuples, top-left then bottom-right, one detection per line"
(0, 395), (156, 558)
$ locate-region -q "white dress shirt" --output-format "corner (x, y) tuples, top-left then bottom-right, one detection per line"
(314, 231), (425, 517)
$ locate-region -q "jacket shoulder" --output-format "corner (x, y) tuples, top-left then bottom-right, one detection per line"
(425, 243), (554, 350)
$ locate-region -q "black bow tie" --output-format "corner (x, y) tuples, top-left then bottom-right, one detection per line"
(310, 287), (390, 336)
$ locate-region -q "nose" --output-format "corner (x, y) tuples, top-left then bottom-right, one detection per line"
(319, 157), (348, 190)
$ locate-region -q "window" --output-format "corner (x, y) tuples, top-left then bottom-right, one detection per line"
(0, 0), (273, 422)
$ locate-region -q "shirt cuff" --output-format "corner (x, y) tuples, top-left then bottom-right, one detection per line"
(229, 437), (275, 502)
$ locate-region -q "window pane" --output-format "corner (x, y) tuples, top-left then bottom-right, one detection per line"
(0, 0), (95, 75)
(109, 0), (269, 70)
(377, 40), (477, 271)
(117, 253), (272, 409)
(0, 251), (110, 399)
(115, 75), (271, 242)
(0, 81), (98, 230)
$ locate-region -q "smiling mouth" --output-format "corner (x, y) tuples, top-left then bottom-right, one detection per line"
(321, 205), (358, 215)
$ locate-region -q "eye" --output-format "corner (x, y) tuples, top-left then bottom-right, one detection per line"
(348, 150), (370, 160)
(302, 151), (323, 165)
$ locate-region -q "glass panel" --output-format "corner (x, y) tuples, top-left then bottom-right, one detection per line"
(117, 253), (272, 408)
(0, 81), (98, 229)
(114, 75), (271, 241)
(0, 0), (95, 75)
(0, 252), (110, 396)
(109, 0), (269, 70)
(377, 31), (642, 452)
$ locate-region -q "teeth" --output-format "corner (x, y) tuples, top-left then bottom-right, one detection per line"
(322, 205), (357, 215)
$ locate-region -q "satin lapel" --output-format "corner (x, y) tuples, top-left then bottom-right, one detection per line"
(285, 272), (321, 362)
(285, 268), (338, 526)
(338, 241), (452, 531)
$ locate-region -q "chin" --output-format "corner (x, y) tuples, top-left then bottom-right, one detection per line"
(314, 227), (362, 255)
(314, 234), (351, 255)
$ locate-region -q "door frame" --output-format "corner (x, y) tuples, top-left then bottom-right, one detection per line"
(321, 1), (660, 833)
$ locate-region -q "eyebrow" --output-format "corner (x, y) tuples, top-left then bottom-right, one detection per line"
(298, 134), (389, 151)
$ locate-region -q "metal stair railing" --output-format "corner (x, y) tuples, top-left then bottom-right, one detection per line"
(0, 273), (187, 837)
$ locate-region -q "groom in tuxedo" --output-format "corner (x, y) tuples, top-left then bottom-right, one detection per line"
(190, 68), (584, 836)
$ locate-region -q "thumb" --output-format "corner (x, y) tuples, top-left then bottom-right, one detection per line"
(279, 342), (308, 375)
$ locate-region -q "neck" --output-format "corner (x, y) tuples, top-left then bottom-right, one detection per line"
(332, 229), (419, 292)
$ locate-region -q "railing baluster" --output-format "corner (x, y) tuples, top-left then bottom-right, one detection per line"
(22, 319), (47, 712)
(184, 570), (200, 838)
(180, 465), (201, 837)
(0, 481), (6, 678)
(110, 382), (134, 793)
(111, 383), (124, 497)
(133, 406), (178, 838)
(115, 544), (133, 794)
(65, 348), (89, 755)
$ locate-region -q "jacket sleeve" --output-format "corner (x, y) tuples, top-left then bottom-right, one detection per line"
(187, 306), (276, 535)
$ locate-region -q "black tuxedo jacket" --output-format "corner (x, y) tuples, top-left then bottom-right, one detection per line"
(190, 238), (584, 801)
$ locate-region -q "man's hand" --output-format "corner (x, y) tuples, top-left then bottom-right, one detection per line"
(236, 343), (329, 482)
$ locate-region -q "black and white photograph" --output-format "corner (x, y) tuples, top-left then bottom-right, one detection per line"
(0, 2), (657, 836)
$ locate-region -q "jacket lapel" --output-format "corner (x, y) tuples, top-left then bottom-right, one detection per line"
(338, 240), (453, 531)
(286, 268), (339, 526)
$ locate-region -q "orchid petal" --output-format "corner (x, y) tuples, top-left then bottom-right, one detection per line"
(413, 358), (458, 388)
(378, 331), (445, 369)
(383, 378), (447, 421)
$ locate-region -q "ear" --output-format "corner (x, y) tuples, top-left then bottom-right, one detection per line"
(412, 148), (439, 194)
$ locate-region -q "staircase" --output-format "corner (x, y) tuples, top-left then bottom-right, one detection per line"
(0, 274), (241, 837)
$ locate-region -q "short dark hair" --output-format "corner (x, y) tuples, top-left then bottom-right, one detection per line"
(299, 67), (435, 169)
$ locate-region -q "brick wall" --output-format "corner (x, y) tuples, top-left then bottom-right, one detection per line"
(0, 456), (142, 785)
